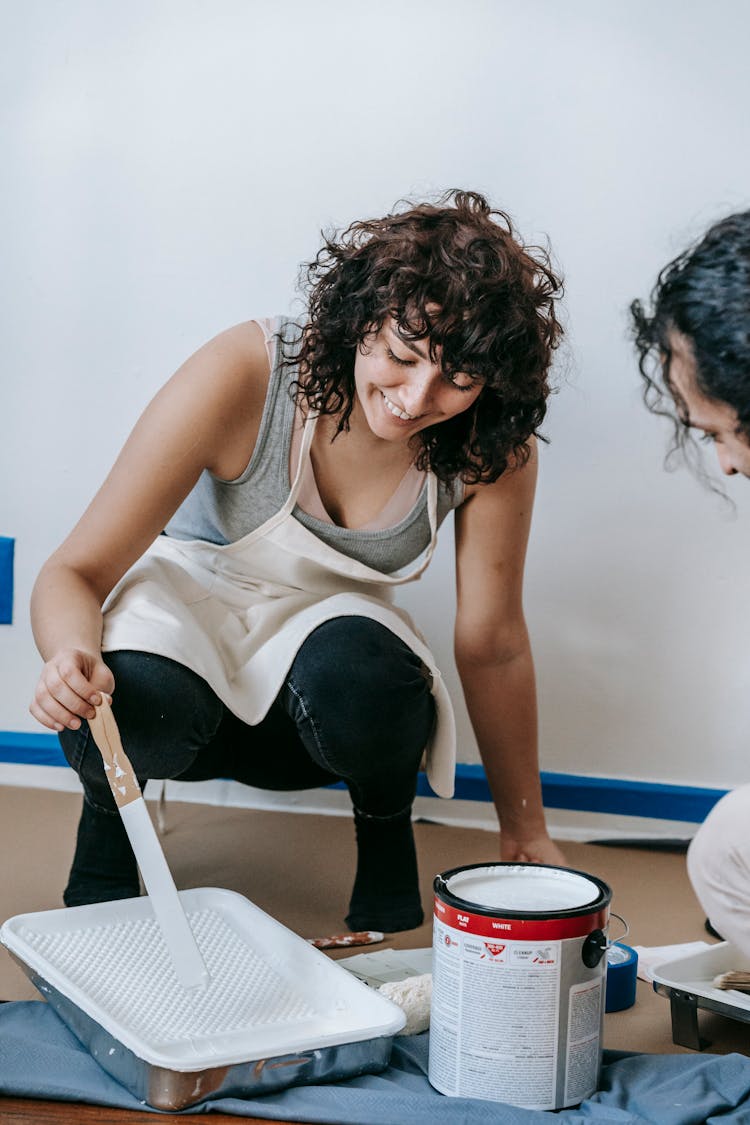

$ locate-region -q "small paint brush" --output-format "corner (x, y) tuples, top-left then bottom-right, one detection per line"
(713, 970), (750, 992)
(308, 931), (385, 949)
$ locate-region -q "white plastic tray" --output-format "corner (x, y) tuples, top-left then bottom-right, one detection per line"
(651, 940), (750, 1050)
(652, 941), (750, 1012)
(1, 886), (405, 1106)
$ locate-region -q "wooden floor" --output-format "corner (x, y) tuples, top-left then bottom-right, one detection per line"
(0, 1094), (263, 1124)
(0, 785), (747, 1123)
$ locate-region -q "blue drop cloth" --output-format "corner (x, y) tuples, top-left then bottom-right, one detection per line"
(1, 1001), (750, 1123)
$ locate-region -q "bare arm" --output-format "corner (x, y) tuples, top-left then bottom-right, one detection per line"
(30, 321), (270, 732)
(454, 443), (566, 865)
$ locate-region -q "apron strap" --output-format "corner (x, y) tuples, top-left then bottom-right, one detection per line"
(284, 411), (319, 513)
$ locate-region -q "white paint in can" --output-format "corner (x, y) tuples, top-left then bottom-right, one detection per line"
(429, 863), (612, 1111)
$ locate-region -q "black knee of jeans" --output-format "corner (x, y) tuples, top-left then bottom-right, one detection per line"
(283, 617), (435, 814)
(59, 651), (224, 810)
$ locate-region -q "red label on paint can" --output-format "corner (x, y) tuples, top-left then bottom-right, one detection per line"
(433, 897), (609, 940)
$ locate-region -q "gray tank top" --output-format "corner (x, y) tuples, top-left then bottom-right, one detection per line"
(165, 318), (464, 573)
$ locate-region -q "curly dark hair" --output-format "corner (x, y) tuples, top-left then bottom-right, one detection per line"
(631, 210), (750, 463)
(283, 189), (563, 485)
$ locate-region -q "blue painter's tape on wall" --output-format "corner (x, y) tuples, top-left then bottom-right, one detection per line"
(0, 729), (731, 824)
(0, 731), (66, 767)
(0, 537), (14, 624)
(416, 763), (726, 823)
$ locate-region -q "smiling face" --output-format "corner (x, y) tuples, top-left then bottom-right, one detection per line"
(668, 331), (750, 477)
(352, 319), (484, 444)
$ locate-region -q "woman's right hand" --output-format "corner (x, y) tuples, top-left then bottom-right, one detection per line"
(30, 649), (114, 732)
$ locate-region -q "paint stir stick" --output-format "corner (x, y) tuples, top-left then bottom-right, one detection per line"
(87, 697), (210, 992)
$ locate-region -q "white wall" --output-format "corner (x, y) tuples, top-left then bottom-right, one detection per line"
(3, 0), (750, 790)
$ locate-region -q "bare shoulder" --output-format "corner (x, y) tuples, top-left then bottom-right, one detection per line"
(185, 319), (269, 377)
(459, 437), (538, 515)
(163, 319), (274, 480)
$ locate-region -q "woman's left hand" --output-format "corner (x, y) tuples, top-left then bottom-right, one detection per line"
(499, 832), (568, 867)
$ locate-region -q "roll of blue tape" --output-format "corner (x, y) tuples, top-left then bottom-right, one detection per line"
(605, 942), (638, 1012)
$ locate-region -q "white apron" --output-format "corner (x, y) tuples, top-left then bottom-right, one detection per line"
(101, 414), (456, 798)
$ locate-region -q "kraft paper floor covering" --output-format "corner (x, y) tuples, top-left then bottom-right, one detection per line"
(0, 783), (748, 1060)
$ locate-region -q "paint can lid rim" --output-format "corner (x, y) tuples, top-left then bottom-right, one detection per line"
(434, 862), (612, 919)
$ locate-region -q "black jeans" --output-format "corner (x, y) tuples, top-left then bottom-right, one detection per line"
(60, 616), (435, 926)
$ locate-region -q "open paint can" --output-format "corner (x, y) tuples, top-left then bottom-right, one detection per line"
(429, 863), (612, 1111)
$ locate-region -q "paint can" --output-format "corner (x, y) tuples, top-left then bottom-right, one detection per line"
(429, 863), (612, 1111)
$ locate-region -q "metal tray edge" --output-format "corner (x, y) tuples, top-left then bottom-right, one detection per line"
(15, 962), (396, 1111)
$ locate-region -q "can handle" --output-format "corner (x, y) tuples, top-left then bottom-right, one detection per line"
(582, 911), (630, 968)
(608, 911), (630, 946)
(582, 929), (607, 967)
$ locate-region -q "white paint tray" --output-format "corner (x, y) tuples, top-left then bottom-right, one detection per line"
(1, 886), (405, 1109)
(651, 940), (750, 1050)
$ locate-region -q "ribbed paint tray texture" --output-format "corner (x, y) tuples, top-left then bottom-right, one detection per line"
(1, 886), (405, 1110)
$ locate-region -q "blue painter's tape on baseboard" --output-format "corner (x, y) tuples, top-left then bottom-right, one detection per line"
(420, 764), (726, 823)
(0, 537), (14, 624)
(0, 731), (66, 767)
(538, 770), (726, 823)
(0, 730), (728, 822)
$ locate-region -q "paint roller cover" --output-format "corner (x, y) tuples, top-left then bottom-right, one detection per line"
(0, 537), (14, 625)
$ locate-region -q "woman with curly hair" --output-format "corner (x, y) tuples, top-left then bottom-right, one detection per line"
(30, 190), (566, 933)
(632, 208), (750, 954)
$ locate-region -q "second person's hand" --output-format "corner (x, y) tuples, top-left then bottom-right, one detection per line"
(499, 831), (568, 868)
